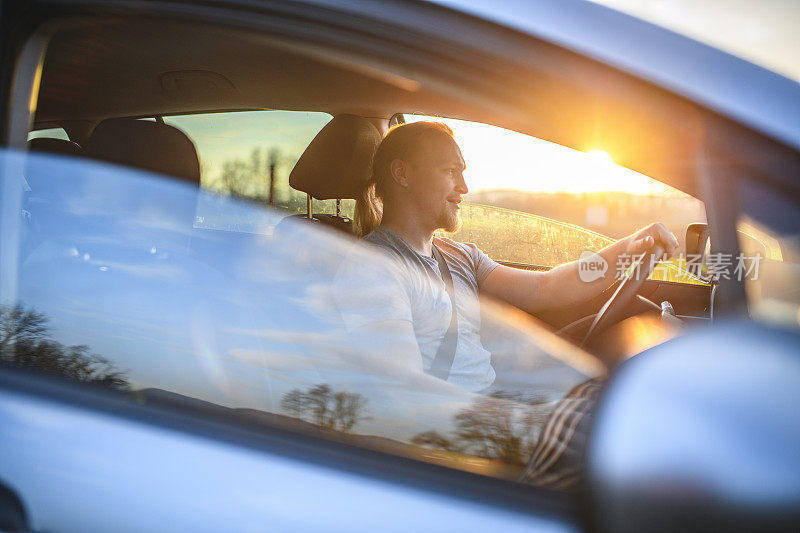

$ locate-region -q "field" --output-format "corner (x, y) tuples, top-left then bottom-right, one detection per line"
(439, 197), (708, 285)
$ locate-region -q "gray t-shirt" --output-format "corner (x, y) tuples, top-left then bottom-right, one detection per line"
(333, 226), (500, 391)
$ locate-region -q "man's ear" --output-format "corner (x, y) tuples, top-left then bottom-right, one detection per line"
(389, 158), (409, 187)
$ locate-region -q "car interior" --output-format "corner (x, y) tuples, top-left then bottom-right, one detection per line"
(28, 16), (716, 332)
(13, 12), (746, 487)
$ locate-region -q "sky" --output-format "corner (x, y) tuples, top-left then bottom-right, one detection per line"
(164, 111), (332, 187)
(589, 0), (800, 81)
(141, 110), (687, 199)
(403, 115), (682, 196)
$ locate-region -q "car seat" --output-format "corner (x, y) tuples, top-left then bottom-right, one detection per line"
(27, 137), (83, 157)
(283, 114), (381, 236)
(84, 118), (201, 185)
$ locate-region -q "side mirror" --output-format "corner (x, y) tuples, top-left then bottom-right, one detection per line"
(586, 321), (800, 532)
(685, 222), (709, 258)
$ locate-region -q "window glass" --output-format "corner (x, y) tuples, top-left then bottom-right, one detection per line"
(404, 114), (707, 285)
(27, 127), (69, 142)
(737, 180), (800, 329)
(5, 149), (604, 490)
(161, 111), (354, 233)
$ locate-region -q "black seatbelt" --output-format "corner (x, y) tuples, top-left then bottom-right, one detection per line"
(430, 244), (458, 380)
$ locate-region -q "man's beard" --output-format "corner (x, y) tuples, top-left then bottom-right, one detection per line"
(436, 205), (462, 233)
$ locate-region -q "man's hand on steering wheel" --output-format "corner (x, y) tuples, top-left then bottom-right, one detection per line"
(624, 222), (679, 261)
(581, 223), (679, 347)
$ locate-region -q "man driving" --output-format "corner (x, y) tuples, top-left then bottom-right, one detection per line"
(334, 120), (678, 393)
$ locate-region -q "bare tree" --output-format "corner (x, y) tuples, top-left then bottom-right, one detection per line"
(213, 147), (309, 211)
(281, 384), (367, 433)
(451, 396), (538, 464)
(221, 158), (249, 197)
(0, 304), (48, 353)
(412, 392), (548, 465)
(0, 304), (128, 391)
(411, 430), (458, 452)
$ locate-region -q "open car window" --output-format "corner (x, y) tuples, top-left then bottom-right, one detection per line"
(27, 127), (69, 142)
(157, 111), (351, 233)
(403, 114), (708, 285)
(162, 111), (335, 212)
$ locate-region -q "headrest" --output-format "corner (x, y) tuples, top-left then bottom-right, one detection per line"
(28, 137), (82, 157)
(85, 118), (200, 185)
(290, 114), (380, 200)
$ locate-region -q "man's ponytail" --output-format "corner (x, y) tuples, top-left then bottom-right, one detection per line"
(354, 174), (383, 238)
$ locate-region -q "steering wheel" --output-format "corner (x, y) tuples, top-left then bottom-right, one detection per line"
(581, 243), (665, 347)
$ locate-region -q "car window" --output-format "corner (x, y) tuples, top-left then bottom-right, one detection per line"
(403, 114), (708, 285)
(5, 149), (604, 490)
(737, 179), (800, 330)
(27, 127), (70, 142)
(154, 111), (350, 233)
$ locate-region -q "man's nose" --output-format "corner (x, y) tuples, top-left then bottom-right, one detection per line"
(455, 173), (469, 194)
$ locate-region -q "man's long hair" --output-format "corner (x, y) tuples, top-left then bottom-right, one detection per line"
(355, 121), (454, 237)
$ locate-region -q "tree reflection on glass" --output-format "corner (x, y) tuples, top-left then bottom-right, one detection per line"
(0, 304), (128, 390)
(281, 384), (367, 434)
(412, 391), (549, 465)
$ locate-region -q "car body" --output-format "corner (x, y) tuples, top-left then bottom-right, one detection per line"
(0, 0), (798, 531)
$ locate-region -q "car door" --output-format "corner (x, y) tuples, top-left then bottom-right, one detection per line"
(0, 126), (581, 531)
(0, 3), (599, 530)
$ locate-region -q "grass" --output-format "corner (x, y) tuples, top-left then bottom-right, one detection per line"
(438, 202), (708, 286)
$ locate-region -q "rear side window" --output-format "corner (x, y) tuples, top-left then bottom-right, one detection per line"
(27, 127), (69, 142)
(160, 111), (357, 232)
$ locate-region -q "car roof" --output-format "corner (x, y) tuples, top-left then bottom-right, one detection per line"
(38, 0), (799, 145)
(426, 0), (800, 152)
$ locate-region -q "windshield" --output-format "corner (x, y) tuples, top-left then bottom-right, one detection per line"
(588, 0), (800, 81)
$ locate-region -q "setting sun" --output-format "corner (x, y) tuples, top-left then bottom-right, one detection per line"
(404, 115), (677, 196)
(585, 149), (614, 165)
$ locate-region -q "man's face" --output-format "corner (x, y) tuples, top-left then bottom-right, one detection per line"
(405, 136), (468, 233)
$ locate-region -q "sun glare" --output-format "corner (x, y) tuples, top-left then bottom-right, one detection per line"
(404, 115), (678, 196)
(585, 149), (614, 165)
